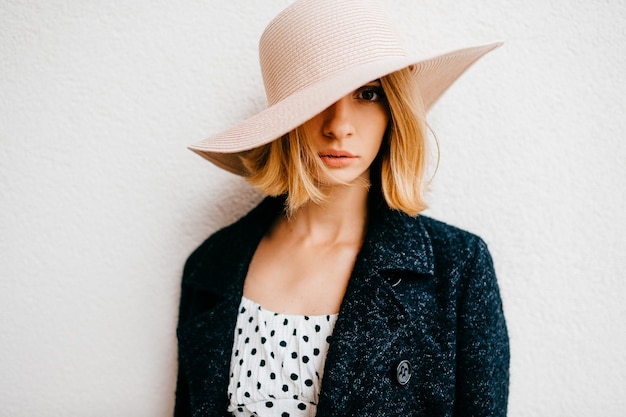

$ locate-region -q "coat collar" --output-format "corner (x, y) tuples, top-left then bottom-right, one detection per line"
(359, 198), (435, 276)
(180, 196), (437, 415)
(184, 196), (435, 296)
(314, 200), (436, 415)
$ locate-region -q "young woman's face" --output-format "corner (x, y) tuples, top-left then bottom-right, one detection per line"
(302, 81), (389, 185)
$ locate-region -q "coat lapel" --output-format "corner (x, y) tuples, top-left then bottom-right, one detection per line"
(179, 198), (437, 415)
(177, 198), (283, 415)
(316, 206), (435, 416)
(177, 292), (242, 414)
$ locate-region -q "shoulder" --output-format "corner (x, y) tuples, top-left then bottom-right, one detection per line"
(370, 203), (486, 251)
(182, 197), (283, 290)
(364, 206), (492, 278)
(419, 215), (493, 275)
(418, 215), (488, 254)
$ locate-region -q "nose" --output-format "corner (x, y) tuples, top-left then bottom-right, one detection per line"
(321, 97), (354, 140)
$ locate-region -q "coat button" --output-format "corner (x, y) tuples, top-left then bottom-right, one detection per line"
(396, 360), (412, 385)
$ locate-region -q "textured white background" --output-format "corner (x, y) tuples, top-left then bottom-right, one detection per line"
(1, 0), (625, 415)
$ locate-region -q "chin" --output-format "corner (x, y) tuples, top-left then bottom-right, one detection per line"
(319, 171), (370, 188)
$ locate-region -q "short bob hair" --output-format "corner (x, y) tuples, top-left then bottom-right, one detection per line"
(240, 67), (431, 216)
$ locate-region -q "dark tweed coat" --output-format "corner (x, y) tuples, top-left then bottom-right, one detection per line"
(175, 197), (509, 416)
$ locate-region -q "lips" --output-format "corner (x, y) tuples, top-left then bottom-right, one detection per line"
(319, 149), (358, 167)
(319, 149), (356, 158)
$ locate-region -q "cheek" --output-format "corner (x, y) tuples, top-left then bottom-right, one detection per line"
(300, 119), (316, 137)
(370, 116), (388, 159)
(301, 117), (325, 143)
(367, 104), (389, 132)
(365, 110), (388, 147)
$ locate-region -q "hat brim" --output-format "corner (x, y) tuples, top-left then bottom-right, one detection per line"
(189, 42), (502, 176)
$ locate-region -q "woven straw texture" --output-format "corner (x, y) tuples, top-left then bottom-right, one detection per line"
(189, 0), (501, 175)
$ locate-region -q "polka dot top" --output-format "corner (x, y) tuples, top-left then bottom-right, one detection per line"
(227, 296), (338, 417)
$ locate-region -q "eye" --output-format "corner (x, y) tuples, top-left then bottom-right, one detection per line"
(356, 85), (386, 102)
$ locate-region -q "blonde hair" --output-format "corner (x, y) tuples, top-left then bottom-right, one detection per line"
(241, 67), (432, 216)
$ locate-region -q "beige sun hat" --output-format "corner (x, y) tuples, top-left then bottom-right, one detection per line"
(189, 0), (502, 175)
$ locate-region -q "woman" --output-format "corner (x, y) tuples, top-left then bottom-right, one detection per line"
(175, 0), (509, 416)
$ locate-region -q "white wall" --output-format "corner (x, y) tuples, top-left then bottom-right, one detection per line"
(1, 0), (624, 415)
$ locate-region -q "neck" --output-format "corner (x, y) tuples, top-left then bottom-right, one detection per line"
(281, 184), (370, 246)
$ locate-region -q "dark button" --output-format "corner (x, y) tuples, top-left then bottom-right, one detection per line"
(390, 277), (402, 287)
(396, 360), (412, 385)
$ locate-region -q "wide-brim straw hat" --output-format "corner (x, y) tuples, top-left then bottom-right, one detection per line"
(189, 0), (502, 175)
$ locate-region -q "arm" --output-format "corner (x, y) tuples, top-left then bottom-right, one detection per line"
(454, 239), (510, 416)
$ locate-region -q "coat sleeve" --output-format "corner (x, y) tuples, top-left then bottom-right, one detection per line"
(174, 276), (194, 417)
(173, 241), (208, 417)
(454, 238), (509, 416)
(174, 362), (191, 417)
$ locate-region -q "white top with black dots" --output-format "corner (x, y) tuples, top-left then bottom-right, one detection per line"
(227, 296), (338, 417)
